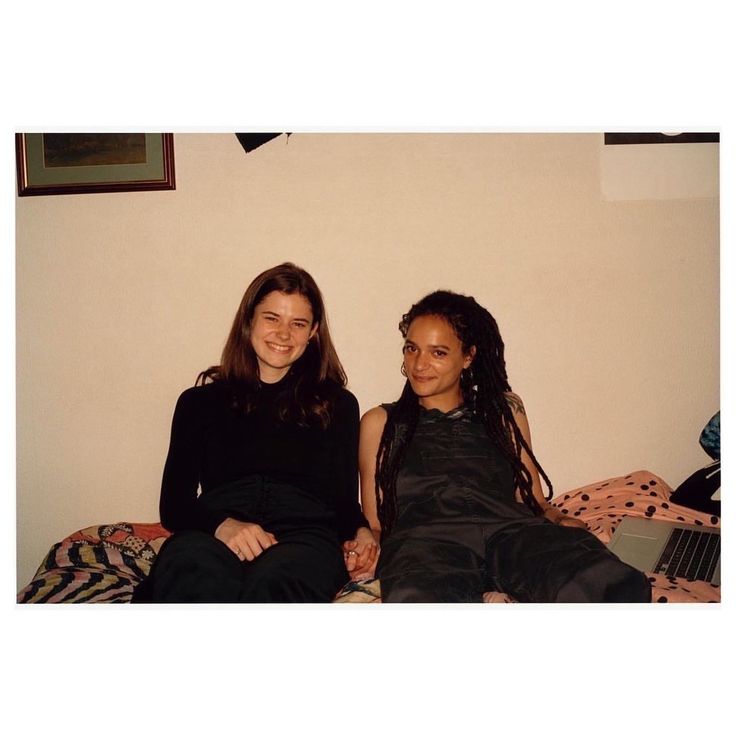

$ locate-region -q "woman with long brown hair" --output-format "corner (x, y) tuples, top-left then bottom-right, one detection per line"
(133, 262), (376, 602)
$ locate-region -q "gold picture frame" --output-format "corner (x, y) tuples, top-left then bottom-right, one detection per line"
(16, 133), (176, 196)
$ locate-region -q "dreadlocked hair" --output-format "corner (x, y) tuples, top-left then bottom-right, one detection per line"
(375, 290), (554, 537)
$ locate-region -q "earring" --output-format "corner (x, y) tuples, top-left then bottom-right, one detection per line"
(461, 366), (476, 392)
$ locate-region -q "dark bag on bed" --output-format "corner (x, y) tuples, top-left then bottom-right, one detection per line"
(670, 460), (720, 517)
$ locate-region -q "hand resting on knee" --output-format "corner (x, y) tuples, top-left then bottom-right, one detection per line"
(215, 517), (278, 562)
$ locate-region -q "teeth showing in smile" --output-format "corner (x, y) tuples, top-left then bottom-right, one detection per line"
(267, 343), (291, 353)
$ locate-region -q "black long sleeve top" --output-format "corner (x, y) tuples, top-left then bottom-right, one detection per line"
(159, 378), (368, 542)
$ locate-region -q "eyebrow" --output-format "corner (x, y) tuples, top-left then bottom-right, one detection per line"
(404, 339), (451, 351)
(262, 310), (311, 323)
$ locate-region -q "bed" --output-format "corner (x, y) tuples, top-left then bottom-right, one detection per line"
(17, 470), (720, 604)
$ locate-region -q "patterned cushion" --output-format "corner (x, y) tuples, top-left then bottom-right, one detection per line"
(17, 523), (169, 603)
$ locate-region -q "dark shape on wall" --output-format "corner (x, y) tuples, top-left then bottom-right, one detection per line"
(235, 133), (290, 153)
(604, 132), (719, 145)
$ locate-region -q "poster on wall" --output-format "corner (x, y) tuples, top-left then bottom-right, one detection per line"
(15, 133), (176, 196)
(604, 132), (719, 145)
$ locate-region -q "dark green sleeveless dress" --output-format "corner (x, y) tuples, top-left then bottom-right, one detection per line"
(376, 404), (651, 603)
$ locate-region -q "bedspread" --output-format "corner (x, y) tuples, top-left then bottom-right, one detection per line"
(18, 470), (720, 603)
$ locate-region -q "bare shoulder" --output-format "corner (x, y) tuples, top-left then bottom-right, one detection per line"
(504, 391), (526, 416)
(361, 405), (389, 433)
(359, 406), (388, 464)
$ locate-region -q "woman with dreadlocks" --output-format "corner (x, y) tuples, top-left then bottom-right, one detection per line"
(348, 290), (651, 603)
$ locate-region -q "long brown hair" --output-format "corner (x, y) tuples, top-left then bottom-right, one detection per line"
(198, 262), (347, 427)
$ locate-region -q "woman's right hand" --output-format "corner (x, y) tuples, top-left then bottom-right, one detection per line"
(214, 517), (278, 561)
(343, 526), (380, 581)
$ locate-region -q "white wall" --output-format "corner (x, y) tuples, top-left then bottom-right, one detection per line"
(15, 133), (719, 590)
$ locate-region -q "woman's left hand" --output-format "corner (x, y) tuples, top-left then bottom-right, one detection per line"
(342, 527), (379, 580)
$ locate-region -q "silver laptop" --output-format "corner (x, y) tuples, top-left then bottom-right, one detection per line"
(608, 517), (720, 585)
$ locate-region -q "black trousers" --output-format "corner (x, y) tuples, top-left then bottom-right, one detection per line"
(132, 477), (348, 603)
(377, 515), (652, 604)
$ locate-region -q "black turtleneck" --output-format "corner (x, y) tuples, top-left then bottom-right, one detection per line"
(159, 377), (368, 542)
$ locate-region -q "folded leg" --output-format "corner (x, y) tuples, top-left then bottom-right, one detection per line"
(133, 527), (347, 603)
(485, 521), (652, 603)
(378, 534), (485, 603)
(133, 529), (243, 603)
(237, 528), (347, 603)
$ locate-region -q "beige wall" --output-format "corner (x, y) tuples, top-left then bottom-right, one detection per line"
(15, 133), (719, 590)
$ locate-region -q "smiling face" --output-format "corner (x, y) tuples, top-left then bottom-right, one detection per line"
(249, 290), (318, 383)
(402, 314), (475, 412)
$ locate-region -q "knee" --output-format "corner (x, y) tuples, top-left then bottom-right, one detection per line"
(156, 530), (223, 567)
(146, 531), (242, 602)
(555, 558), (652, 603)
(602, 565), (652, 603)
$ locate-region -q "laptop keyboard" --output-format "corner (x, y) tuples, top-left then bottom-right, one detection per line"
(654, 527), (720, 582)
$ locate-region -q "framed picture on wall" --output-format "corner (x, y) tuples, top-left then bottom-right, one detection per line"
(15, 133), (176, 196)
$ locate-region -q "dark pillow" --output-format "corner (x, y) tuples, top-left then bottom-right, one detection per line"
(670, 460), (720, 517)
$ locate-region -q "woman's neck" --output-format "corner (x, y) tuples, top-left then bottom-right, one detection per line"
(259, 367), (291, 384)
(418, 393), (463, 413)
